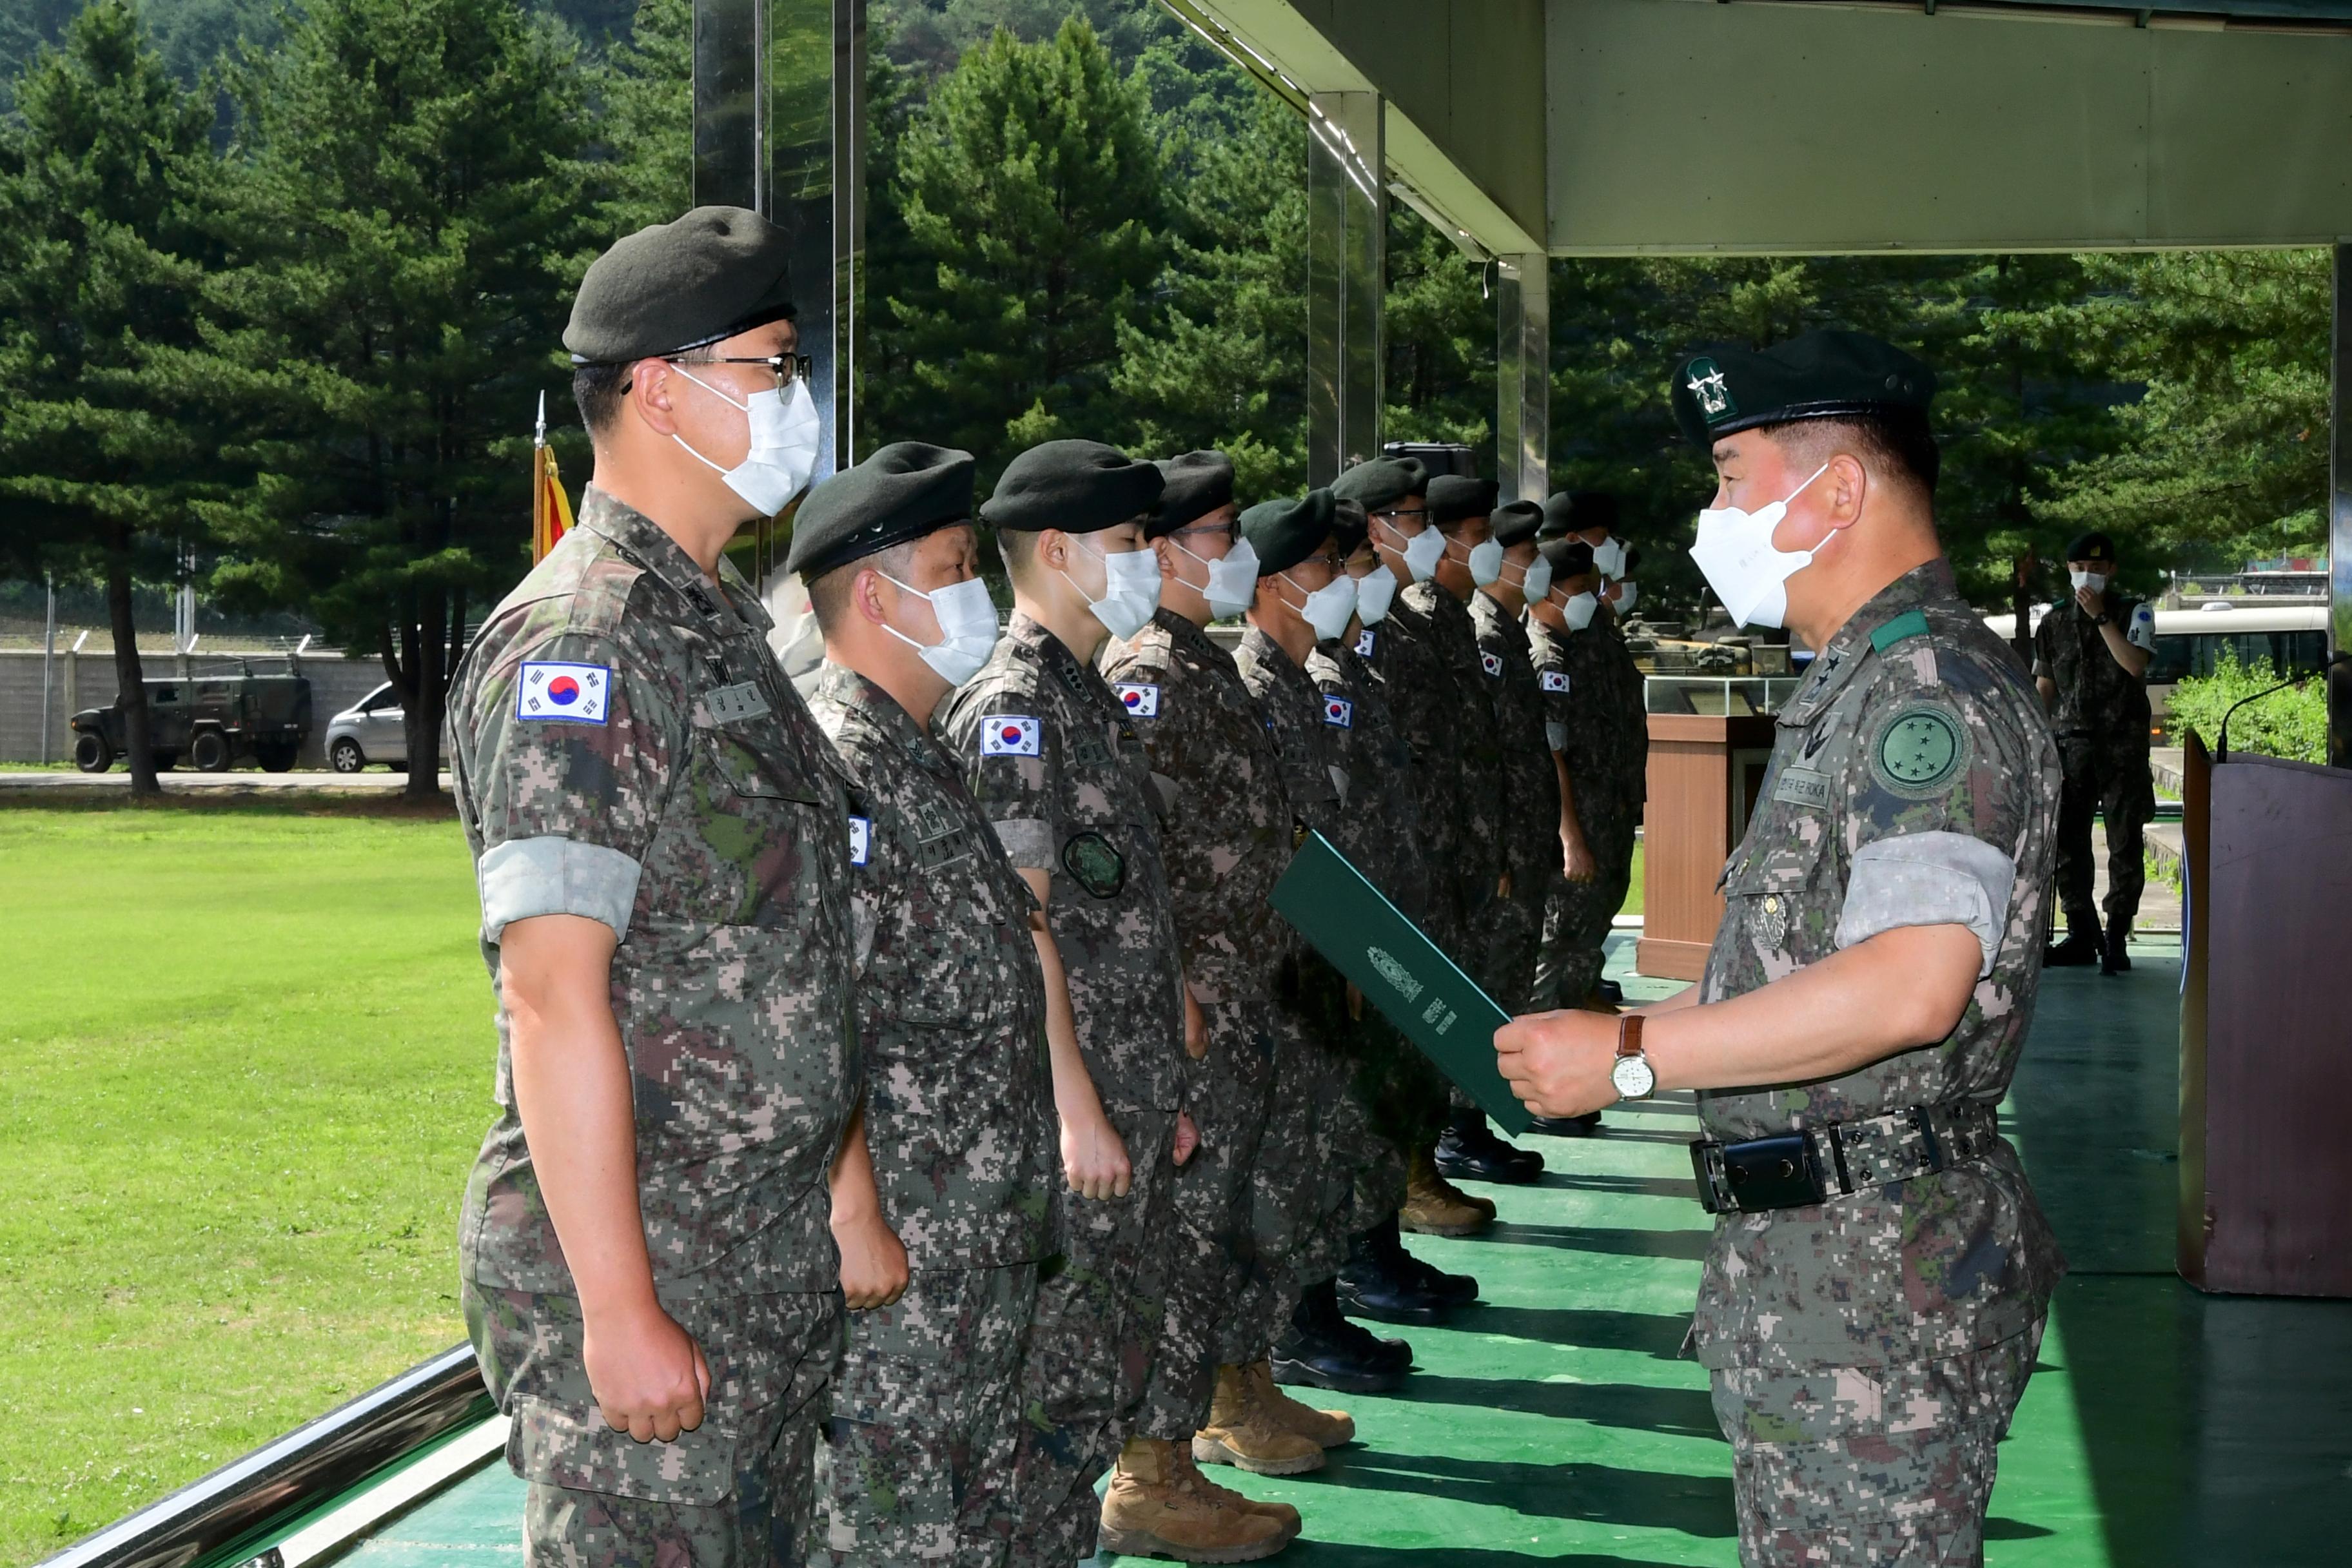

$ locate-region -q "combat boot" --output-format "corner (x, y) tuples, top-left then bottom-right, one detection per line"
(2044, 916), (2103, 967)
(1193, 1363), (1327, 1476)
(1272, 1280), (1408, 1393)
(1360, 1211), (1478, 1308)
(1245, 1358), (1355, 1447)
(1528, 1112), (1603, 1137)
(1336, 1222), (1454, 1324)
(1434, 1111), (1545, 1184)
(1099, 1436), (1291, 1562)
(1401, 1149), (1493, 1237)
(2102, 921), (2133, 974)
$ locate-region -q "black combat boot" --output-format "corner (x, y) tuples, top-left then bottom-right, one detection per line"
(2043, 917), (2103, 967)
(1434, 1110), (1544, 1184)
(1271, 1280), (1408, 1394)
(1528, 1112), (1604, 1137)
(2102, 921), (2133, 975)
(1337, 1224), (1453, 1324)
(1598, 979), (1625, 1006)
(1377, 1213), (1479, 1307)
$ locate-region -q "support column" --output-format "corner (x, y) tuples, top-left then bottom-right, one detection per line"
(2331, 244), (2352, 767)
(693, 0), (863, 491)
(1306, 92), (1383, 487)
(1494, 255), (1548, 504)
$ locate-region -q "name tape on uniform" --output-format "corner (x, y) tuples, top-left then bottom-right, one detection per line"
(848, 815), (872, 867)
(1322, 696), (1354, 729)
(981, 716), (1042, 756)
(516, 662), (611, 724)
(704, 681), (770, 725)
(1114, 682), (1160, 718)
(1540, 670), (1569, 693)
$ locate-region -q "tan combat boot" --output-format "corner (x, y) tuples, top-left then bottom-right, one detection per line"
(1401, 1148), (1493, 1236)
(1246, 1357), (1355, 1447)
(1099, 1436), (1291, 1562)
(1193, 1363), (1326, 1475)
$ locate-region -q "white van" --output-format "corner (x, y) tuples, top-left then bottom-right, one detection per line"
(1982, 600), (2329, 736)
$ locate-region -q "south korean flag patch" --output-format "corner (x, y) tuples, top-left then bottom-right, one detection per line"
(1114, 682), (1160, 719)
(981, 716), (1042, 757)
(847, 815), (872, 867)
(1540, 670), (1570, 694)
(1480, 651), (1504, 678)
(516, 661), (611, 724)
(1322, 696), (1354, 729)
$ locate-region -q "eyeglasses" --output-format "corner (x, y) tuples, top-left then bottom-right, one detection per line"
(1169, 521), (1239, 547)
(668, 353), (812, 389)
(1370, 506), (1427, 524)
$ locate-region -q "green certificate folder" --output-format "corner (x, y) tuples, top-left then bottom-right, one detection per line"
(1271, 830), (1532, 1135)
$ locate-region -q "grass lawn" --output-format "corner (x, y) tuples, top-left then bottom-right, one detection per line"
(0, 796), (487, 1564)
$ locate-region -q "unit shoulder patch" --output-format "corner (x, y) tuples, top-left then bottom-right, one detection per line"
(516, 661), (611, 724)
(1872, 703), (1967, 794)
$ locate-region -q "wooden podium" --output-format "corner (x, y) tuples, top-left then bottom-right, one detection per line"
(1636, 712), (1778, 981)
(2177, 734), (2352, 1297)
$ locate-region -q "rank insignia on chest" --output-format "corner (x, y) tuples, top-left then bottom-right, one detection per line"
(847, 815), (872, 867)
(1323, 697), (1354, 729)
(1115, 682), (1159, 718)
(1540, 670), (1569, 693)
(1480, 651), (1503, 677)
(1355, 629), (1377, 657)
(516, 661), (611, 724)
(703, 681), (770, 725)
(981, 716), (1041, 756)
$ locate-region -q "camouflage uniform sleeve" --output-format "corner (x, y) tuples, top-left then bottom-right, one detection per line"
(1830, 647), (2035, 978)
(464, 627), (685, 943)
(948, 683), (1061, 873)
(2029, 611), (2056, 683)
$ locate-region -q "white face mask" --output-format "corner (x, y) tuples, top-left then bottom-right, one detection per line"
(1175, 536), (1260, 622)
(1516, 556), (1553, 605)
(1387, 521), (1445, 583)
(671, 367), (822, 515)
(1465, 537), (1505, 587)
(1611, 580), (1638, 616)
(1283, 571), (1358, 642)
(1353, 568), (1396, 627)
(1064, 539), (1161, 640)
(876, 571), (999, 687)
(2069, 569), (2109, 593)
(1589, 536), (1628, 582)
(1563, 591), (1599, 632)
(1688, 463), (1830, 630)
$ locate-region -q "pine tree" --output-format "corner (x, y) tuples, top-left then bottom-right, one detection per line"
(197, 0), (593, 800)
(0, 0), (222, 794)
(583, 0), (691, 244)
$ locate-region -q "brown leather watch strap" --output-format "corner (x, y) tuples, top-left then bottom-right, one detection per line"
(1616, 1013), (1645, 1060)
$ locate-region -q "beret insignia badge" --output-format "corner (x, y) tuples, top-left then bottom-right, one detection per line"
(1685, 357), (1736, 422)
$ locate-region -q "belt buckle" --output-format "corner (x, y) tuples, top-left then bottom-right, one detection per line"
(1689, 1140), (1732, 1214)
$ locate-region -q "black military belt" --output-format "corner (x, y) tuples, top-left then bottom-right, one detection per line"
(1689, 1101), (1999, 1215)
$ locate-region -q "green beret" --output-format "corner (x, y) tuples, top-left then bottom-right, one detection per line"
(1329, 456), (1427, 511)
(1329, 497), (1369, 558)
(2064, 531), (2117, 563)
(980, 439), (1164, 534)
(565, 206), (796, 364)
(1491, 499), (1543, 548)
(1540, 490), (1619, 540)
(1239, 490), (1337, 576)
(1427, 475), (1498, 525)
(1671, 329), (1936, 449)
(785, 442), (974, 580)
(1148, 451), (1234, 538)
(1539, 536), (1596, 580)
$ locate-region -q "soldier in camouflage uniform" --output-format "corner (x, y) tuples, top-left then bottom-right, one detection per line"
(1231, 490), (1423, 1397)
(1471, 498), (1563, 1006)
(1499, 332), (2065, 1567)
(2032, 529), (2158, 975)
(1098, 451), (1342, 1504)
(1325, 458), (1499, 1239)
(937, 441), (1287, 1565)
(1531, 493), (1651, 1030)
(454, 208), (854, 1567)
(786, 444), (1057, 1568)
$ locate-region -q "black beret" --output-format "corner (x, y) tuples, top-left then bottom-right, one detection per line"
(2064, 531), (2117, 562)
(1329, 498), (1369, 558)
(1329, 456), (1427, 511)
(1671, 329), (1936, 449)
(1539, 536), (1597, 580)
(785, 442), (975, 579)
(565, 206), (796, 364)
(1540, 491), (1619, 540)
(1490, 499), (1543, 549)
(1239, 490), (1337, 577)
(980, 439), (1164, 533)
(1147, 451), (1234, 538)
(1426, 475), (1499, 525)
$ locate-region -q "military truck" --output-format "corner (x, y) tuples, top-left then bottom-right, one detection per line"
(70, 668), (313, 773)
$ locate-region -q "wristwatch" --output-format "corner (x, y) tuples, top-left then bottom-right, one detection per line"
(1609, 1014), (1656, 1101)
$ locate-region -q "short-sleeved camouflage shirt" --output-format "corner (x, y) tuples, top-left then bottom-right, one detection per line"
(1097, 609), (1294, 1004)
(1307, 636), (1430, 922)
(1692, 560), (2066, 1370)
(1234, 625), (1344, 848)
(2032, 594), (2155, 740)
(451, 489), (858, 1297)
(806, 662), (1055, 1269)
(1384, 583), (1507, 921)
(1470, 590), (1562, 885)
(938, 612), (1185, 1115)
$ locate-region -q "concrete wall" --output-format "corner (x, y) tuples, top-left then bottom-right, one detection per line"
(0, 649), (393, 768)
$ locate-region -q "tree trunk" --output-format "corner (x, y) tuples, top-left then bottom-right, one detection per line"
(106, 522), (158, 798)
